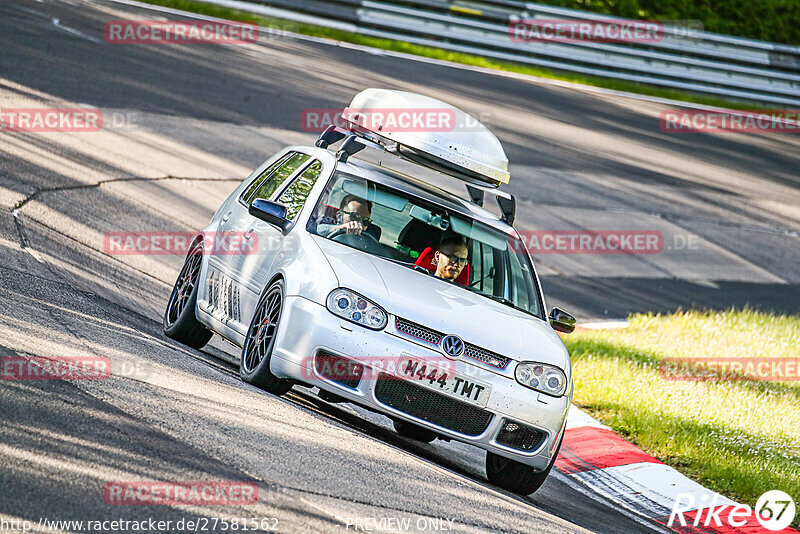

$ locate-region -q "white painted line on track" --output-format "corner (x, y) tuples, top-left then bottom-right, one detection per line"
(595, 463), (738, 512)
(565, 404), (611, 430)
(550, 470), (673, 534)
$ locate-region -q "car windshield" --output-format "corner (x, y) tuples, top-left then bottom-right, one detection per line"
(307, 171), (543, 318)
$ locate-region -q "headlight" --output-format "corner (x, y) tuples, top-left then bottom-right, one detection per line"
(515, 362), (567, 396)
(326, 288), (388, 330)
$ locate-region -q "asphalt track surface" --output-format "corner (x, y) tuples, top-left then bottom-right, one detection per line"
(0, 0), (798, 533)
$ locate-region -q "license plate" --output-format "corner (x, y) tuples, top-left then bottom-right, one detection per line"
(396, 355), (492, 407)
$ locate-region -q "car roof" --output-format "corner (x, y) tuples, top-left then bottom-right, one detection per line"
(332, 155), (516, 236)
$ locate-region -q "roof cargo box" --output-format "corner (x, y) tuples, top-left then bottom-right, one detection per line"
(341, 89), (510, 188)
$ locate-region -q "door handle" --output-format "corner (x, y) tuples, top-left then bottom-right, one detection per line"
(221, 211), (232, 222)
(243, 229), (254, 240)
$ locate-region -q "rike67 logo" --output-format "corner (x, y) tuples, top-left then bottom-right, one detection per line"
(669, 490), (796, 531)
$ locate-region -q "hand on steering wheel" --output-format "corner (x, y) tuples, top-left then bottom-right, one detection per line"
(328, 224), (379, 242)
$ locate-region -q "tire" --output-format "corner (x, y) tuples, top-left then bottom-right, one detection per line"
(485, 437), (562, 495)
(393, 420), (438, 443)
(240, 278), (293, 395)
(163, 240), (213, 350)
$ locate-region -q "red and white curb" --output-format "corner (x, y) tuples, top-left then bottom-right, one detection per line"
(558, 406), (797, 533)
(558, 320), (796, 533)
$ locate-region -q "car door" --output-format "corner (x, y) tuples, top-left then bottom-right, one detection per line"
(236, 159), (325, 326)
(205, 151), (312, 331)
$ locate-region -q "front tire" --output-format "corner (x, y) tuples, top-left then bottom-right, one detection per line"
(486, 438), (562, 495)
(240, 279), (293, 395)
(393, 420), (438, 443)
(163, 240), (213, 349)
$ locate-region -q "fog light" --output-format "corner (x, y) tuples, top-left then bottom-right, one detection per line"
(496, 420), (545, 452)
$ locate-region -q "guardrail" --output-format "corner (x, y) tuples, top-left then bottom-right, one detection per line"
(201, 0), (800, 106)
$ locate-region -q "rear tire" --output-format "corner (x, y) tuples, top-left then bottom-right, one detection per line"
(393, 420), (437, 443)
(240, 279), (293, 395)
(163, 240), (213, 350)
(486, 438), (562, 495)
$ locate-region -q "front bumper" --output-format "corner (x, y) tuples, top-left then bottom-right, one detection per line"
(270, 296), (570, 470)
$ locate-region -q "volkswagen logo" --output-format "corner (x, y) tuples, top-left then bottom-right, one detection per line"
(441, 335), (465, 358)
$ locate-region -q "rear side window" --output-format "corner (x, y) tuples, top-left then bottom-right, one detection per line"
(241, 153), (289, 204)
(241, 152), (310, 205)
(277, 161), (323, 221)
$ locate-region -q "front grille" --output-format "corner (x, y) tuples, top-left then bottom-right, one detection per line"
(395, 317), (511, 370)
(464, 344), (510, 369)
(315, 352), (364, 389)
(496, 420), (545, 452)
(395, 317), (443, 345)
(374, 373), (493, 436)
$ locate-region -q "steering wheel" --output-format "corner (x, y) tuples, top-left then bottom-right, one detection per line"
(329, 227), (379, 243)
(329, 227), (383, 253)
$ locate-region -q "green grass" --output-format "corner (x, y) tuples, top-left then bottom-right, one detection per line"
(535, 0), (800, 46)
(564, 310), (800, 520)
(137, 0), (776, 111)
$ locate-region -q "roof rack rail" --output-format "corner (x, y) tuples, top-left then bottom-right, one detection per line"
(315, 125), (346, 149)
(466, 183), (515, 226)
(336, 134), (367, 163)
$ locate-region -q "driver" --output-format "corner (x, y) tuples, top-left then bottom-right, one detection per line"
(318, 195), (373, 237)
(433, 236), (469, 282)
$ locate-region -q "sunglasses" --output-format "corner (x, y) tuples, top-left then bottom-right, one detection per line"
(341, 210), (372, 224)
(440, 251), (468, 267)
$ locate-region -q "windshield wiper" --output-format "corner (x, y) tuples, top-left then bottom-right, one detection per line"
(462, 286), (516, 308)
(487, 295), (516, 308)
(380, 256), (417, 268)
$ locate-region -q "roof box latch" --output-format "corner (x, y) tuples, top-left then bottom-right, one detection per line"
(336, 134), (367, 163)
(496, 195), (515, 226)
(315, 125), (346, 149)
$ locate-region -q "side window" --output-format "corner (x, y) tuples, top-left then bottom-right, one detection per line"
(240, 153), (290, 204)
(243, 152), (310, 205)
(276, 161), (323, 221)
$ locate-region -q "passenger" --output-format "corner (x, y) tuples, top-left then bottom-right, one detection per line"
(434, 236), (469, 282)
(318, 195), (373, 237)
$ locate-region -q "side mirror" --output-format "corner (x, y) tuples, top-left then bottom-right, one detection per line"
(249, 198), (292, 234)
(549, 307), (576, 334)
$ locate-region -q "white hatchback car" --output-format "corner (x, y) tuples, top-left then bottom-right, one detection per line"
(164, 89), (576, 495)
